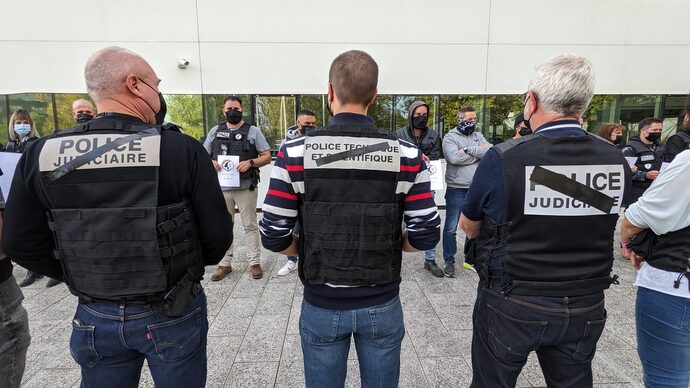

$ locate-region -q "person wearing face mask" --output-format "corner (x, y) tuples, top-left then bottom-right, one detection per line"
(276, 109), (317, 276)
(395, 101), (443, 277)
(2, 46), (232, 388)
(663, 102), (690, 163)
(622, 117), (665, 206)
(460, 54), (630, 388)
(441, 107), (492, 278)
(512, 112), (533, 139)
(71, 99), (96, 124)
(596, 123), (625, 147)
(203, 96), (272, 281)
(5, 109), (39, 154)
(4, 109), (44, 288)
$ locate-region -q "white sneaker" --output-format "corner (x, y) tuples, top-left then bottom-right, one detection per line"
(277, 261), (297, 276)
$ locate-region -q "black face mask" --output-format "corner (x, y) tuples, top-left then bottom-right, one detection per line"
(140, 79), (167, 125)
(645, 132), (661, 142)
(76, 113), (94, 124)
(225, 110), (243, 125)
(301, 125), (316, 135)
(518, 127), (532, 137)
(154, 93), (167, 125)
(412, 115), (428, 129)
(613, 135), (623, 145)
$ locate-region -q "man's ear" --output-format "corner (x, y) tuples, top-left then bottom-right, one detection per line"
(125, 74), (144, 98)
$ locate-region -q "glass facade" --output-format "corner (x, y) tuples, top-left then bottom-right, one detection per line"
(1, 93), (686, 152)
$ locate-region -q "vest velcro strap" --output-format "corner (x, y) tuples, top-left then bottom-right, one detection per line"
(160, 241), (189, 258)
(156, 211), (190, 235)
(311, 239), (393, 251)
(63, 247), (157, 259)
(58, 231), (157, 242)
(508, 276), (615, 297)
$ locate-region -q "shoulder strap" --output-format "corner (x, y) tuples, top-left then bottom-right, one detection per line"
(45, 127), (160, 183)
(676, 131), (690, 144)
(627, 139), (651, 154)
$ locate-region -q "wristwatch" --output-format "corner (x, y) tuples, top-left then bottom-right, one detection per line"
(463, 147), (468, 153)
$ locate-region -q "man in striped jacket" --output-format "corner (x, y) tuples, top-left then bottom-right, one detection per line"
(259, 50), (440, 388)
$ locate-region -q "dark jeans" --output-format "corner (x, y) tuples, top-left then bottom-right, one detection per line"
(636, 287), (690, 387)
(471, 287), (607, 388)
(443, 187), (468, 263)
(71, 292), (208, 388)
(0, 275), (30, 388)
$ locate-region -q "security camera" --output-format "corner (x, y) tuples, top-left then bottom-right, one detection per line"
(177, 58), (190, 69)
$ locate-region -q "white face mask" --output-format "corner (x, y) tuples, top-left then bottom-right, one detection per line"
(13, 123), (31, 136)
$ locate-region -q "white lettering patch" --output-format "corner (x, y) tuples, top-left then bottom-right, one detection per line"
(524, 165), (625, 216)
(39, 134), (161, 172)
(303, 136), (400, 172)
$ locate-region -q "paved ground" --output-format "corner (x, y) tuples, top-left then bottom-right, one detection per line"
(16, 211), (644, 388)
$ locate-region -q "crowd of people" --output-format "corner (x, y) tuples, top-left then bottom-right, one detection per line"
(0, 45), (689, 388)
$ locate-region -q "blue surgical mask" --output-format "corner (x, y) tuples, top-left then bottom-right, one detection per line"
(13, 123), (31, 136)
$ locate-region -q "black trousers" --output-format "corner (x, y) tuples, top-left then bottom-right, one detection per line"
(470, 287), (607, 388)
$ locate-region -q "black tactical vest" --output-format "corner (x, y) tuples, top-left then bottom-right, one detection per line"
(36, 120), (204, 306)
(627, 139), (664, 190)
(299, 125), (403, 286)
(210, 123), (259, 182)
(475, 131), (629, 297)
(630, 226), (690, 277)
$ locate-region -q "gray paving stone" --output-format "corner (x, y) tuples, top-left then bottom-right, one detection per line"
(404, 310), (460, 357)
(234, 314), (289, 362)
(419, 356), (472, 388)
(224, 362), (279, 388)
(21, 367), (80, 388)
(275, 335), (305, 388)
(207, 336), (245, 388)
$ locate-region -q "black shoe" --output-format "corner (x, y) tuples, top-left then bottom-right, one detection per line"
(443, 262), (456, 278)
(46, 278), (61, 288)
(19, 271), (43, 287)
(424, 261), (444, 278)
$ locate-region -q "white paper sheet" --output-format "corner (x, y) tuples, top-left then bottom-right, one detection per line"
(427, 160), (444, 191)
(624, 156), (637, 167)
(0, 152), (22, 204)
(217, 155), (240, 188)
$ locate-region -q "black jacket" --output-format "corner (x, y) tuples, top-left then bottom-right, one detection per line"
(395, 126), (441, 160)
(2, 114), (232, 281)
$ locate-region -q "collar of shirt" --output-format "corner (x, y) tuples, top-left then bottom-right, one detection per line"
(534, 119), (586, 137)
(95, 112), (145, 123)
(328, 113), (375, 127)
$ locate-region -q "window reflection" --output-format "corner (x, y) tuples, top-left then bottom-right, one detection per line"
(7, 93), (55, 137)
(255, 95), (296, 151)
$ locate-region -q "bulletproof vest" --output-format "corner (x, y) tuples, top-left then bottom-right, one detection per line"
(627, 138), (664, 189)
(674, 131), (690, 149)
(475, 131), (629, 297)
(4, 137), (37, 153)
(36, 119), (204, 304)
(299, 125), (403, 286)
(210, 123), (259, 181)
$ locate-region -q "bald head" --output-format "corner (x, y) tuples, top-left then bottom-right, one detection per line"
(84, 46), (155, 102)
(72, 99), (94, 115)
(83, 46), (162, 125)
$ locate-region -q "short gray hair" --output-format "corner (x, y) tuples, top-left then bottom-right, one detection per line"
(84, 46), (143, 102)
(528, 54), (595, 117)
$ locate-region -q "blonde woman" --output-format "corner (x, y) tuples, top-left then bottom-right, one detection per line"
(5, 108), (39, 153)
(4, 109), (53, 287)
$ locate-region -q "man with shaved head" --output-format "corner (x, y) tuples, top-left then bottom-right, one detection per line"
(3, 46), (232, 388)
(71, 98), (96, 123)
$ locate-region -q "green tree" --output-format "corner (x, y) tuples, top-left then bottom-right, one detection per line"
(166, 95), (203, 140)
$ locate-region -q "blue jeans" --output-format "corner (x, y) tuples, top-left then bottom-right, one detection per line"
(70, 292), (208, 388)
(424, 249), (436, 261)
(636, 287), (690, 388)
(471, 287), (607, 388)
(443, 187), (468, 263)
(299, 296), (405, 388)
(0, 275), (30, 388)
(288, 221), (301, 263)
